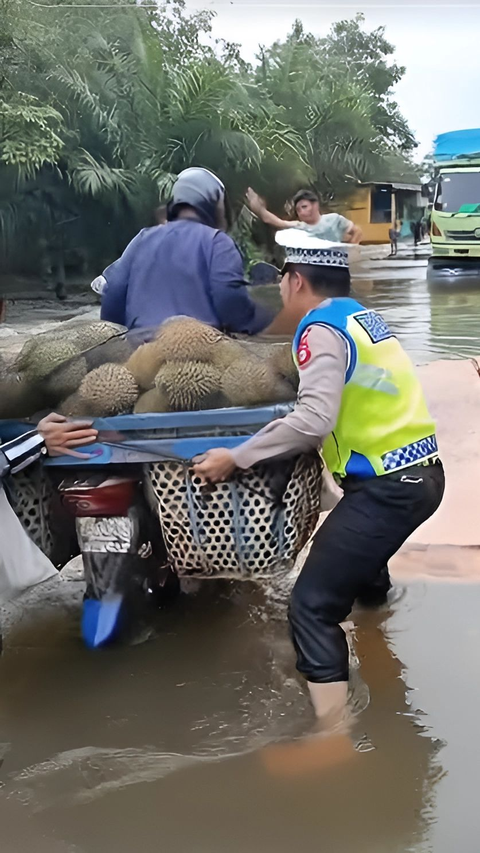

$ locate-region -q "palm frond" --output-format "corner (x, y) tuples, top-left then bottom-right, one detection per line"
(69, 149), (137, 199)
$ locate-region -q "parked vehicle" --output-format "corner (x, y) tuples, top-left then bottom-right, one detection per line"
(428, 128), (480, 285)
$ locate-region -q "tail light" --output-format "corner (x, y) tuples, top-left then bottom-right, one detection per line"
(431, 222), (442, 237)
(59, 477), (137, 518)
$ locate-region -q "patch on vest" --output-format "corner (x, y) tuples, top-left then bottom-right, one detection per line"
(297, 329), (312, 368)
(354, 311), (393, 344)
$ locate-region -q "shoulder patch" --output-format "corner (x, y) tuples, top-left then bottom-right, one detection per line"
(296, 328), (312, 369)
(354, 310), (393, 344)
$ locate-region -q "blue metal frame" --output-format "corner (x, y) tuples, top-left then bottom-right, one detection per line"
(1, 403), (293, 466)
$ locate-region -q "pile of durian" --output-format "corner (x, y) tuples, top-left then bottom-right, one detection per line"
(0, 318), (298, 419)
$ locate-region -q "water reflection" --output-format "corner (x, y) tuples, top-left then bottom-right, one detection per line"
(357, 278), (480, 365)
(0, 578), (443, 853)
(255, 274), (480, 365)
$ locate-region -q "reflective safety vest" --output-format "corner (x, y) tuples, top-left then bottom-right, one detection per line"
(292, 298), (438, 479)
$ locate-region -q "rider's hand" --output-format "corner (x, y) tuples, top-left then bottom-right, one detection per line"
(246, 187), (266, 217)
(193, 448), (237, 483)
(37, 413), (98, 458)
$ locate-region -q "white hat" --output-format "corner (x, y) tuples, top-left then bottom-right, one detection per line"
(275, 228), (349, 268)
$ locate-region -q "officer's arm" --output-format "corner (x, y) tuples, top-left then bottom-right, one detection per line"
(230, 325), (346, 469)
(209, 232), (273, 335)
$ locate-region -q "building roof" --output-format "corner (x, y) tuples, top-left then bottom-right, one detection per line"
(360, 180), (422, 192)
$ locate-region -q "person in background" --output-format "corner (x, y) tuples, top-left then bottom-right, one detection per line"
(246, 187), (362, 244)
(389, 220), (401, 256)
(410, 219), (422, 247)
(0, 414), (98, 620)
(100, 168), (272, 334)
(193, 229), (444, 730)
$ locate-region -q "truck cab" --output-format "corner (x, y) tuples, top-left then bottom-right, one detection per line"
(428, 130), (480, 284)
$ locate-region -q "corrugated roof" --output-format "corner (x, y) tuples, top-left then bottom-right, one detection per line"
(359, 181), (421, 191)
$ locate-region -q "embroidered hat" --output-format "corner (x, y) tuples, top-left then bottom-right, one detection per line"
(275, 228), (349, 268)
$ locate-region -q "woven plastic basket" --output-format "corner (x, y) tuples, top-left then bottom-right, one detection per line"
(146, 453), (323, 579)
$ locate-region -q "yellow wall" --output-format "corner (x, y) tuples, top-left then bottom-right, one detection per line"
(335, 187), (393, 244)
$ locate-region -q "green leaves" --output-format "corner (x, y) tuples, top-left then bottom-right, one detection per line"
(0, 0), (418, 273)
(0, 94), (64, 175)
(69, 149), (137, 200)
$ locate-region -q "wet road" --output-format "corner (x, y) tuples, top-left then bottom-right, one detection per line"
(354, 273), (480, 364)
(2, 266), (480, 852)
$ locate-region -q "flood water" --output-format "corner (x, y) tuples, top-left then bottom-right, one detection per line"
(2, 267), (480, 852)
(354, 273), (480, 365)
(257, 264), (480, 365)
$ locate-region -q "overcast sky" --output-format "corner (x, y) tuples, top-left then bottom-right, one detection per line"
(186, 0), (480, 160)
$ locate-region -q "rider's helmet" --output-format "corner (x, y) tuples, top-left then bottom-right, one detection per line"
(168, 167), (231, 230)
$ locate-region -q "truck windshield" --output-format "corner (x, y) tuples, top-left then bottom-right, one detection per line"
(435, 173), (480, 212)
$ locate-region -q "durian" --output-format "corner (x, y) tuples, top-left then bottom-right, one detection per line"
(85, 335), (133, 371)
(154, 318), (222, 363)
(221, 358), (295, 407)
(126, 341), (164, 391)
(14, 321), (126, 382)
(155, 361), (221, 411)
(69, 321), (126, 351)
(78, 363), (139, 416)
(134, 387), (171, 414)
(59, 392), (90, 418)
(16, 338), (80, 382)
(45, 356), (88, 403)
(210, 337), (247, 369)
(0, 374), (41, 419)
(269, 344), (299, 389)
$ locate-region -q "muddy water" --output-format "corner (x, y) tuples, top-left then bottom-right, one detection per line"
(354, 275), (480, 364)
(256, 266), (480, 364)
(2, 271), (480, 851)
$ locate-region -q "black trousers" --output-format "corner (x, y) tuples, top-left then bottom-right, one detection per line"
(288, 462), (445, 683)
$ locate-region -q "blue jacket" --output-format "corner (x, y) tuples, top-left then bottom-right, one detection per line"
(100, 220), (272, 334)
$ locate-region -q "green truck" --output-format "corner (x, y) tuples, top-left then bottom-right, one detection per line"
(428, 129), (480, 284)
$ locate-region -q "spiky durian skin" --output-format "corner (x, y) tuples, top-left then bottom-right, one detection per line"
(78, 363), (139, 416)
(155, 360), (221, 411)
(58, 392), (90, 417)
(154, 318), (222, 363)
(134, 387), (171, 414)
(209, 338), (247, 369)
(69, 321), (126, 350)
(17, 339), (80, 382)
(125, 341), (165, 391)
(221, 358), (295, 407)
(269, 343), (299, 389)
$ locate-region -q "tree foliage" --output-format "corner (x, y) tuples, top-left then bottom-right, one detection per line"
(0, 1), (418, 274)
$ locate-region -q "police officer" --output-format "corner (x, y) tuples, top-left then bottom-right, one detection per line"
(194, 229), (445, 729)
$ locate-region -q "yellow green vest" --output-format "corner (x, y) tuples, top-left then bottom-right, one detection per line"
(292, 298), (437, 479)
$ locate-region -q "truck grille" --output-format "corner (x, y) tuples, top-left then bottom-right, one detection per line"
(444, 229), (480, 241)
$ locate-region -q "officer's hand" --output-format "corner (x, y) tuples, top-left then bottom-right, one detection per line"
(193, 448), (237, 483)
(37, 413), (98, 458)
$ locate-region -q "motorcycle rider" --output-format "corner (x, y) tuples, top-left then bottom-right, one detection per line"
(99, 168), (272, 334)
